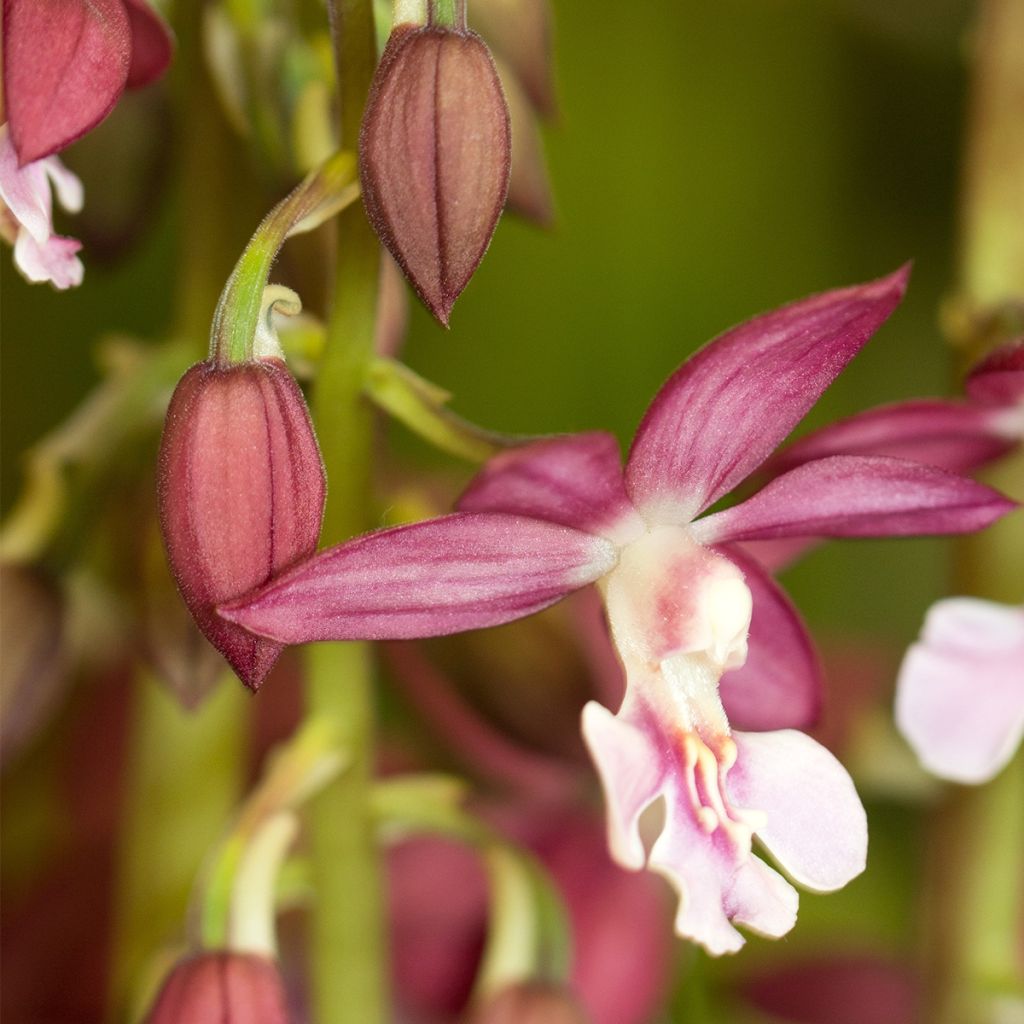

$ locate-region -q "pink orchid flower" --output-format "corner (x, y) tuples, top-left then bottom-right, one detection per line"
(1, 0), (173, 166)
(222, 267), (1016, 953)
(769, 337), (1024, 477)
(0, 124), (85, 289)
(896, 598), (1024, 785)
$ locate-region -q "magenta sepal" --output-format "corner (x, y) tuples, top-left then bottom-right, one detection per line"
(692, 455), (1016, 545)
(624, 266), (910, 523)
(220, 512), (618, 644)
(716, 545), (822, 732)
(458, 431), (637, 537)
(158, 359), (325, 691)
(768, 398), (1015, 476)
(965, 338), (1024, 407)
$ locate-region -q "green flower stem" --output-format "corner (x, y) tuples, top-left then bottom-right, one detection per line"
(923, 3), (1024, 1021)
(108, 673), (248, 1018)
(306, 2), (386, 1022)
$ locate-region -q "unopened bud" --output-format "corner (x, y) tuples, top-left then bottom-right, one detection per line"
(144, 952), (291, 1024)
(0, 564), (68, 765)
(360, 24), (511, 325)
(157, 358), (325, 691)
(468, 982), (591, 1024)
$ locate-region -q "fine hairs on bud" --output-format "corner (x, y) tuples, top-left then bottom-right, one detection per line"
(157, 357), (325, 691)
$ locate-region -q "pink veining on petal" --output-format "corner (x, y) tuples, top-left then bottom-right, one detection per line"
(219, 512), (618, 644)
(582, 682), (812, 956)
(768, 399), (1015, 476)
(896, 597), (1024, 784)
(458, 432), (640, 540)
(965, 339), (1024, 408)
(2, 0), (132, 164)
(728, 730), (868, 892)
(693, 455), (1016, 545)
(717, 546), (823, 731)
(625, 266), (910, 525)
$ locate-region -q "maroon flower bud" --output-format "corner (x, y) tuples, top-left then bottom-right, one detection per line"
(0, 563), (68, 765)
(144, 952), (291, 1024)
(467, 982), (591, 1024)
(1, 0), (173, 165)
(157, 358), (325, 691)
(360, 24), (511, 326)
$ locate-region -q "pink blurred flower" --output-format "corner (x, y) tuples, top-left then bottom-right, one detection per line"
(223, 268), (1016, 953)
(389, 810), (671, 1024)
(0, 124), (84, 288)
(741, 955), (920, 1024)
(896, 598), (1024, 784)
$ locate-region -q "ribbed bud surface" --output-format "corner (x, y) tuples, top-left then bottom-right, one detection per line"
(360, 25), (511, 325)
(158, 358), (325, 691)
(144, 952), (291, 1024)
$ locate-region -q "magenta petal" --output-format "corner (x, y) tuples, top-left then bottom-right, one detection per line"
(123, 0), (175, 89)
(694, 455), (1016, 545)
(717, 546), (822, 731)
(624, 267), (909, 524)
(965, 339), (1024, 407)
(2, 0), (132, 164)
(220, 513), (618, 643)
(458, 432), (639, 539)
(769, 399), (1015, 476)
(896, 598), (1024, 784)
(729, 730), (867, 891)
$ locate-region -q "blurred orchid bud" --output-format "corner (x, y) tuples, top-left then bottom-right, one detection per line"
(143, 952), (291, 1024)
(157, 357), (325, 691)
(0, 563), (68, 766)
(468, 982), (591, 1024)
(471, 0), (556, 116)
(360, 20), (511, 325)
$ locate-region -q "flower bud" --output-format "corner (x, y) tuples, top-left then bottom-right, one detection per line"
(360, 25), (511, 325)
(143, 952), (291, 1024)
(0, 563), (68, 765)
(467, 982), (591, 1024)
(157, 358), (325, 691)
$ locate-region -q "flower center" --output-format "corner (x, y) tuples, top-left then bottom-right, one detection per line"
(661, 652), (766, 852)
(677, 730), (766, 852)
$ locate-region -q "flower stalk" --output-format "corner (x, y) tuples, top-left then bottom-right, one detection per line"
(306, 1), (387, 1021)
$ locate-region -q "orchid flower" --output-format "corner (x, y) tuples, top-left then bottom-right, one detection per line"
(222, 267), (1016, 953)
(769, 337), (1024, 477)
(0, 125), (84, 289)
(896, 598), (1024, 785)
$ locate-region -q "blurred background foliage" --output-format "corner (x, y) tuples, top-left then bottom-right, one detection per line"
(0, 0), (994, 1018)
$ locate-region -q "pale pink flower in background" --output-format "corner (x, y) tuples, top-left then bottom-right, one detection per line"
(223, 267), (1016, 954)
(896, 598), (1024, 784)
(0, 124), (84, 289)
